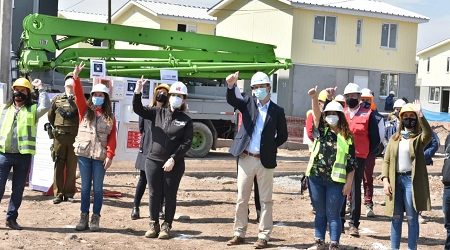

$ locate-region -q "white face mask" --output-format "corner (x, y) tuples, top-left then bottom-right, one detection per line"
(325, 115), (339, 127)
(169, 96), (183, 109)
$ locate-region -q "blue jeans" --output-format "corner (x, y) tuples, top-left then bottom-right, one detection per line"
(0, 153), (32, 220)
(443, 186), (450, 250)
(309, 175), (345, 243)
(391, 175), (419, 250)
(78, 156), (105, 215)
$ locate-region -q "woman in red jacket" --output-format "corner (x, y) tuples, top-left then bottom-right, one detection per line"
(71, 62), (117, 232)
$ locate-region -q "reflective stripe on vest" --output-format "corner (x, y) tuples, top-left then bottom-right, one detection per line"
(0, 104), (37, 154)
(345, 106), (371, 159)
(306, 128), (351, 183)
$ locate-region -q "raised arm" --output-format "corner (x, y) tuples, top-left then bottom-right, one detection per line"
(225, 71), (247, 111)
(72, 62), (88, 120)
(308, 86), (321, 128)
(413, 100), (432, 146)
(31, 79), (51, 119)
(133, 76), (156, 120)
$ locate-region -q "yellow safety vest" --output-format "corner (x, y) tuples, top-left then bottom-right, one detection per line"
(0, 104), (37, 155)
(306, 128), (351, 183)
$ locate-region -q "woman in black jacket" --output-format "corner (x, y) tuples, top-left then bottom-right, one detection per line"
(133, 77), (193, 239)
(131, 83), (169, 220)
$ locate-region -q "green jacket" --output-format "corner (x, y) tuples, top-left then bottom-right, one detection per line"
(381, 116), (432, 216)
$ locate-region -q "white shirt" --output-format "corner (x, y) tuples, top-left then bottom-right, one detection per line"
(397, 138), (412, 172)
(246, 99), (270, 154)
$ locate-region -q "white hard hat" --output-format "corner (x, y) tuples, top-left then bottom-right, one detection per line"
(343, 82), (361, 95)
(393, 99), (406, 108)
(324, 101), (344, 113)
(250, 72), (270, 86)
(360, 88), (373, 97)
(334, 94), (345, 102)
(169, 81), (188, 96)
(389, 91), (396, 95)
(91, 84), (110, 94)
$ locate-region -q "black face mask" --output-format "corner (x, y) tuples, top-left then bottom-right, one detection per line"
(13, 91), (27, 101)
(346, 98), (359, 108)
(156, 93), (167, 103)
(402, 118), (417, 129)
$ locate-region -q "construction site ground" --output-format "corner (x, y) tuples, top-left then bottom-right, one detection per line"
(0, 146), (446, 249)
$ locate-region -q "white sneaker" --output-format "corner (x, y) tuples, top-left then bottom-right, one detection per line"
(366, 205), (375, 218)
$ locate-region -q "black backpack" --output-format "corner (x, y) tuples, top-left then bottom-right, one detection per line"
(442, 135), (450, 185)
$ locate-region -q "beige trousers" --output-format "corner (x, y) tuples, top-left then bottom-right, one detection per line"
(233, 155), (274, 241)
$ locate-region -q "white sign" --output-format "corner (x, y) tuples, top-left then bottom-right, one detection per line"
(30, 93), (59, 192)
(90, 59), (106, 78)
(160, 69), (178, 84)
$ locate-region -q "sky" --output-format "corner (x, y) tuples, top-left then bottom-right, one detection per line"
(58, 0), (449, 51)
(385, 0), (450, 50)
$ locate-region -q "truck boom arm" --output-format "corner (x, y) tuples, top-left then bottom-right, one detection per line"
(19, 14), (291, 79)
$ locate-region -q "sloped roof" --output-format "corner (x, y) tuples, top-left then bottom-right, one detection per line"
(58, 0), (129, 15)
(59, 0), (221, 16)
(291, 0), (429, 22)
(132, 0), (216, 21)
(417, 38), (450, 56)
(209, 0), (429, 23)
(58, 10), (108, 23)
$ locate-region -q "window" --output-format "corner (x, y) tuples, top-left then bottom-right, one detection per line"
(177, 24), (197, 33)
(381, 23), (397, 48)
(272, 73), (278, 93)
(429, 87), (440, 102)
(313, 16), (336, 42)
(427, 57), (430, 72)
(356, 19), (362, 45)
(379, 73), (399, 96)
(177, 24), (186, 32)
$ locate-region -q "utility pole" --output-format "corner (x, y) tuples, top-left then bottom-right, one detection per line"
(0, 0), (13, 101)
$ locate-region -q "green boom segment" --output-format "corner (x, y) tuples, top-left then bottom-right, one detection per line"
(18, 14), (291, 79)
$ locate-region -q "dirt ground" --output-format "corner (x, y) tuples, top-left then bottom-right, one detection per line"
(0, 148), (447, 249)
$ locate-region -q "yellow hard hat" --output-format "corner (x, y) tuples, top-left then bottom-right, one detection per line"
(399, 103), (415, 117)
(155, 83), (170, 94)
(12, 78), (33, 91)
(318, 89), (328, 102)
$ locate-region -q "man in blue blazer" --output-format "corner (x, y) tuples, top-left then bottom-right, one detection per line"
(225, 71), (288, 249)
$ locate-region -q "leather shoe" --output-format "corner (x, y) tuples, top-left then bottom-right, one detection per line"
(254, 238), (268, 249)
(131, 207), (140, 220)
(227, 236), (244, 246)
(53, 195), (63, 204)
(6, 219), (22, 230)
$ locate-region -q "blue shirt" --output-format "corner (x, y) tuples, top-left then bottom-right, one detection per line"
(246, 99), (270, 154)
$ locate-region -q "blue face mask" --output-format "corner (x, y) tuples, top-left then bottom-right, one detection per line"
(253, 88), (268, 100)
(92, 96), (104, 106)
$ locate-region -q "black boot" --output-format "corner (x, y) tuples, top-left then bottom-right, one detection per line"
(131, 207), (140, 220)
(6, 219), (22, 230)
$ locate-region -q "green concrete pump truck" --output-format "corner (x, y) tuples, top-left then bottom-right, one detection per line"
(17, 14), (291, 158)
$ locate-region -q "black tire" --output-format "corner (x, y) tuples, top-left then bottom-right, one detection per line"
(186, 122), (213, 158)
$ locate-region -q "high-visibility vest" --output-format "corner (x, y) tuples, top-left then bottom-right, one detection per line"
(306, 128), (351, 183)
(0, 104), (38, 155)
